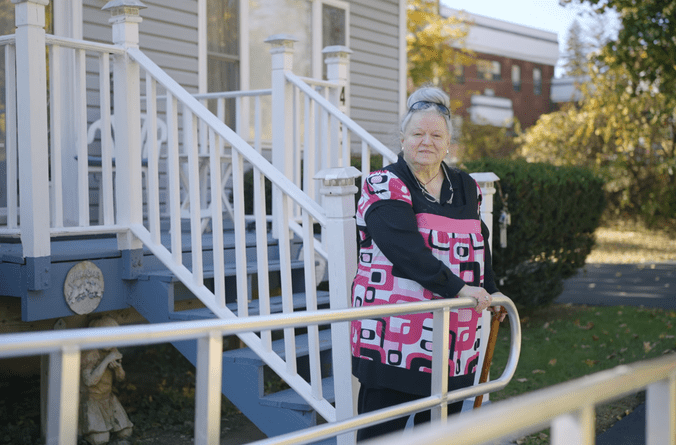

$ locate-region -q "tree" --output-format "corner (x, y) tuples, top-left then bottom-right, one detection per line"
(519, 61), (676, 226)
(562, 0), (676, 91)
(406, 0), (473, 91)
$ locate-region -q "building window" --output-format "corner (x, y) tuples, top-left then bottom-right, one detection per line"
(207, 0), (239, 127)
(477, 60), (501, 81)
(321, 2), (347, 79)
(533, 67), (542, 95)
(512, 65), (521, 92)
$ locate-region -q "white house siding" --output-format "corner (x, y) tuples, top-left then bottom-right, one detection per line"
(349, 0), (401, 153)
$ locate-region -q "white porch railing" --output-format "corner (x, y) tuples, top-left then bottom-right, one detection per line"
(0, 295), (521, 445)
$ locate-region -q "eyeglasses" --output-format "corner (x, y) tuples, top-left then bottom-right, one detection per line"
(408, 101), (451, 117)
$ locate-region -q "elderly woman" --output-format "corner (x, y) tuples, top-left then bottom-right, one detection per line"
(351, 86), (505, 440)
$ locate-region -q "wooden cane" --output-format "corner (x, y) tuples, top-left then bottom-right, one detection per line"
(474, 306), (508, 408)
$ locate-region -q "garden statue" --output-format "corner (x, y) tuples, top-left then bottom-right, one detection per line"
(79, 316), (133, 445)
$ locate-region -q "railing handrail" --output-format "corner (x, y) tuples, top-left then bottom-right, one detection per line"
(365, 352), (676, 445)
(0, 34), (15, 45)
(128, 48), (327, 226)
(0, 295), (518, 360)
(285, 71), (397, 164)
(45, 34), (125, 54)
(192, 88), (272, 100)
(0, 295), (520, 445)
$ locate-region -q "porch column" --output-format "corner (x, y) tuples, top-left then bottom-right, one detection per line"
(13, 0), (51, 290)
(102, 0), (146, 265)
(266, 34), (297, 238)
(315, 166), (360, 445)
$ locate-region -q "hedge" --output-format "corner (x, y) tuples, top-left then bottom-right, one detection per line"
(464, 158), (606, 309)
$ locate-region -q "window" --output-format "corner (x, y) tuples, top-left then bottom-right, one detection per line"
(533, 67), (542, 95)
(207, 0), (239, 127)
(477, 60), (501, 81)
(511, 65), (521, 92)
(321, 3), (347, 79)
(453, 63), (465, 84)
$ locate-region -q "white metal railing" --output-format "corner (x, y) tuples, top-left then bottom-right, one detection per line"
(0, 295), (521, 445)
(367, 353), (676, 445)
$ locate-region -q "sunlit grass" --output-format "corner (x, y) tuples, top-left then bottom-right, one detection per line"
(586, 221), (676, 264)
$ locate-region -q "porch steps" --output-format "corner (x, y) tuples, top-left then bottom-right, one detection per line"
(167, 290), (330, 320)
(130, 245), (337, 441)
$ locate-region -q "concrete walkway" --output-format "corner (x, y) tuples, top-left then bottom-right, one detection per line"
(555, 261), (676, 445)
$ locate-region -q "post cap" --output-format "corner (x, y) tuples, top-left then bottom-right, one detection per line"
(102, 0), (147, 14)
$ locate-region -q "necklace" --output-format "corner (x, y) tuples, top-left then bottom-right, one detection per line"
(417, 168), (441, 187)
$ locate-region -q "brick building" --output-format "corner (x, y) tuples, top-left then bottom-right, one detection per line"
(441, 7), (559, 130)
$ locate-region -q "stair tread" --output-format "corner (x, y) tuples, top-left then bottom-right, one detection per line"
(139, 258), (307, 282)
(260, 376), (336, 411)
(168, 291), (330, 320)
(223, 327), (333, 364)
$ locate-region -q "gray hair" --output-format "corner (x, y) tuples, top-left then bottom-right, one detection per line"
(400, 87), (453, 136)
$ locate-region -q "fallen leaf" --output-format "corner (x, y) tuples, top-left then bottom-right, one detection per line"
(517, 378), (528, 383)
(532, 369), (546, 374)
(620, 347), (628, 353)
(584, 359), (599, 367)
(580, 344), (591, 349)
(644, 342), (653, 353)
(592, 334), (600, 341)
(606, 353), (616, 360)
(543, 322), (550, 329)
(548, 358), (557, 366)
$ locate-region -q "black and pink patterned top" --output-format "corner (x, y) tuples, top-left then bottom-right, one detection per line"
(351, 155), (499, 396)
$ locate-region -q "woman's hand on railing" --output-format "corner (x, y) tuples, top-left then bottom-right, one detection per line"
(489, 292), (508, 322)
(457, 285), (492, 313)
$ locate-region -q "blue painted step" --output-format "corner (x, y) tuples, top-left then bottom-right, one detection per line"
(168, 291), (331, 320)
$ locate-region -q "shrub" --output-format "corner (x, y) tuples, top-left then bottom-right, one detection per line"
(464, 158), (606, 309)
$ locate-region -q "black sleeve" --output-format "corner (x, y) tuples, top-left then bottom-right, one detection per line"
(482, 220), (500, 294)
(364, 200), (467, 298)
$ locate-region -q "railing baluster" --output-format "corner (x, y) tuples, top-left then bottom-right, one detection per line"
(431, 307), (450, 423)
(166, 92), (183, 264)
(145, 71), (161, 242)
(231, 149), (249, 317)
(208, 128), (226, 308)
(183, 108), (204, 286)
(551, 405), (595, 445)
(361, 141), (370, 185)
(49, 44), (63, 228)
(303, 94), (315, 201)
(278, 191), (297, 374)
(5, 44), (17, 229)
(303, 209), (322, 399)
(76, 48), (89, 226)
(342, 123), (349, 168)
(46, 347), (81, 445)
(646, 376), (676, 445)
(254, 95), (262, 154)
(195, 332), (223, 445)
(100, 53), (114, 226)
(254, 164), (272, 350)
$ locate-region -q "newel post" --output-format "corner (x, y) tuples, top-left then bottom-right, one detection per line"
(323, 45), (352, 114)
(468, 171), (500, 407)
(316, 167), (360, 445)
(266, 34), (297, 238)
(103, 0), (146, 267)
(13, 0), (51, 290)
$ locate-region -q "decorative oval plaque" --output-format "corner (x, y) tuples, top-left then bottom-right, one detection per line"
(63, 261), (104, 315)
